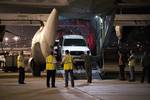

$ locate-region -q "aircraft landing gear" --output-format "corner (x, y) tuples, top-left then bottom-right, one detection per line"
(30, 59), (41, 77)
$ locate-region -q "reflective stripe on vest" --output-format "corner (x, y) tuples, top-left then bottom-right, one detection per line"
(17, 55), (25, 68)
(46, 55), (56, 70)
(63, 55), (73, 70)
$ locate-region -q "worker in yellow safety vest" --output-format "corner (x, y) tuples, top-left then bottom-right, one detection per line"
(61, 50), (74, 87)
(46, 51), (57, 88)
(17, 50), (25, 84)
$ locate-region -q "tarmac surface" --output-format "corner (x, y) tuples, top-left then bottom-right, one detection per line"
(0, 71), (150, 100)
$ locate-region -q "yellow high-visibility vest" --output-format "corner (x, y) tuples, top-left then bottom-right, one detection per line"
(63, 54), (73, 70)
(17, 55), (25, 68)
(128, 59), (136, 67)
(46, 55), (56, 70)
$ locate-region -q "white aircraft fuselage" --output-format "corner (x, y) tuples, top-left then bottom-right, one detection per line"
(31, 8), (58, 76)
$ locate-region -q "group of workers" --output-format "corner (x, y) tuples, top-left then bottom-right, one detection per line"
(118, 49), (150, 83)
(46, 49), (75, 88)
(45, 49), (93, 88)
(17, 49), (92, 88)
(17, 48), (150, 87)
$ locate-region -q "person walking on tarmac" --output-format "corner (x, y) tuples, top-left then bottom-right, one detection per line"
(46, 51), (57, 88)
(141, 50), (150, 83)
(61, 50), (74, 87)
(81, 51), (92, 83)
(128, 50), (136, 82)
(17, 50), (25, 84)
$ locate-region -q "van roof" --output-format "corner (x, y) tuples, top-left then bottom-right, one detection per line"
(63, 35), (84, 39)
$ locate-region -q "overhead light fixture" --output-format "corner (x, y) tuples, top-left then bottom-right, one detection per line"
(95, 15), (98, 19)
(4, 37), (9, 42)
(13, 36), (19, 41)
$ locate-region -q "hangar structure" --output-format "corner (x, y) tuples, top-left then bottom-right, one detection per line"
(0, 0), (150, 75)
(0, 0), (150, 51)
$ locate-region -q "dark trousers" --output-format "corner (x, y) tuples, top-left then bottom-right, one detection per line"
(64, 70), (74, 87)
(141, 66), (150, 83)
(129, 67), (135, 81)
(18, 67), (25, 84)
(119, 65), (125, 80)
(148, 68), (150, 83)
(47, 70), (56, 87)
(85, 67), (92, 83)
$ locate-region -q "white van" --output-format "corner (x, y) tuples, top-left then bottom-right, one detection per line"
(59, 35), (90, 65)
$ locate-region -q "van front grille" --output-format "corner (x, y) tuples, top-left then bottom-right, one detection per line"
(70, 51), (84, 55)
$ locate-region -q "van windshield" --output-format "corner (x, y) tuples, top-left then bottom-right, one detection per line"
(64, 39), (86, 46)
